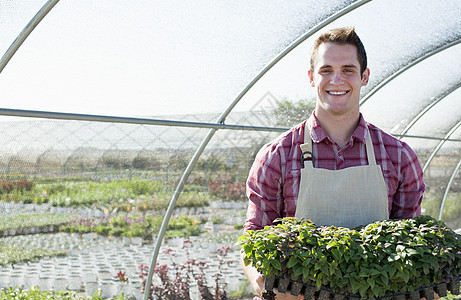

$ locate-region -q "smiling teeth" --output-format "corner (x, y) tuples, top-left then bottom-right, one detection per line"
(329, 91), (347, 95)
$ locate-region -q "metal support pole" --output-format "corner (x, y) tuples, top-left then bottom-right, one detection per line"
(0, 108), (287, 133)
(439, 159), (461, 220)
(0, 0), (60, 74)
(422, 120), (461, 173)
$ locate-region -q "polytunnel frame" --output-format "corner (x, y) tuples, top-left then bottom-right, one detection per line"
(401, 83), (461, 135)
(0, 0), (460, 298)
(359, 39), (461, 106)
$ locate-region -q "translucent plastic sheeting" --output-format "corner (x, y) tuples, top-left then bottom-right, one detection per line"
(360, 44), (461, 143)
(0, 0), (48, 56)
(230, 0), (461, 132)
(0, 0), (354, 118)
(403, 87), (461, 147)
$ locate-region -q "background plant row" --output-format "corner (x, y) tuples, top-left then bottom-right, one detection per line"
(0, 175), (247, 210)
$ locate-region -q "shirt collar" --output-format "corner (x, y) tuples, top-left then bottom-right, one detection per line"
(307, 111), (368, 144)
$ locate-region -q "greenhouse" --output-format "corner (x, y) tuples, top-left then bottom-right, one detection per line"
(0, 0), (460, 299)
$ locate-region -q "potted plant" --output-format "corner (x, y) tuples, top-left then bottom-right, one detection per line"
(237, 216), (461, 300)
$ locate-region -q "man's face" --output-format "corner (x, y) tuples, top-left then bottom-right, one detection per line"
(308, 42), (369, 117)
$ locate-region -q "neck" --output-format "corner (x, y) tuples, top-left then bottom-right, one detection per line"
(314, 109), (360, 148)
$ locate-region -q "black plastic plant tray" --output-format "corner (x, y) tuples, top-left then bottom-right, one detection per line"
(261, 276), (460, 300)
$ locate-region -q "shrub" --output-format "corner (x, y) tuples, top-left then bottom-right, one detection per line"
(208, 174), (245, 201)
(0, 179), (34, 194)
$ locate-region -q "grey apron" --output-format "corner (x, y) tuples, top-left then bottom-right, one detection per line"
(294, 123), (389, 228)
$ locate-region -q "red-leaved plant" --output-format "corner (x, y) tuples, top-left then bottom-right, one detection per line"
(139, 239), (233, 300)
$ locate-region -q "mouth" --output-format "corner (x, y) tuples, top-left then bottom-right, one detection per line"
(327, 90), (349, 96)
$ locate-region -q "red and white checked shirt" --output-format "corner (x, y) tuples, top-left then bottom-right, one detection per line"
(244, 113), (425, 231)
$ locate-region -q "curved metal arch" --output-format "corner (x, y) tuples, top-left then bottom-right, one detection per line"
(0, 0), (60, 74)
(400, 83), (461, 135)
(62, 147), (84, 175)
(360, 39), (461, 106)
(34, 148), (73, 178)
(422, 120), (461, 173)
(95, 147), (124, 168)
(439, 158), (461, 220)
(143, 1), (373, 298)
(34, 149), (51, 180)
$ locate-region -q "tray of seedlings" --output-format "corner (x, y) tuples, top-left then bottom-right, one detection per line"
(237, 216), (461, 300)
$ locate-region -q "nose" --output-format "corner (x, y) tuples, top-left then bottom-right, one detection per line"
(329, 71), (344, 85)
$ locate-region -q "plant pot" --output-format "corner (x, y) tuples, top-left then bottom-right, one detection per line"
(420, 287), (434, 300)
(261, 277), (461, 300)
(332, 293), (345, 300)
(408, 290), (420, 300)
(448, 280), (460, 295)
(290, 281), (303, 296)
(303, 285), (316, 299)
(264, 276), (275, 291)
(277, 277), (290, 293)
(317, 290), (330, 300)
(434, 282), (447, 297)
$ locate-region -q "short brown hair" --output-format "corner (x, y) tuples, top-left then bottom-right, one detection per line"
(310, 26), (367, 75)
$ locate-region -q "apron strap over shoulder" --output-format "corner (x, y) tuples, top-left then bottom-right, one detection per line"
(300, 122), (377, 167)
(365, 127), (377, 166)
(300, 123), (314, 167)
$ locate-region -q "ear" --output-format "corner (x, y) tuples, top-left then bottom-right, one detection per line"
(361, 68), (370, 86)
(308, 70), (315, 87)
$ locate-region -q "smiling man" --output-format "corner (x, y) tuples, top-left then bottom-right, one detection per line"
(242, 27), (428, 299)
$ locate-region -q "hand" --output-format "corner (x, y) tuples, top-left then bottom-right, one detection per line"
(272, 288), (304, 300)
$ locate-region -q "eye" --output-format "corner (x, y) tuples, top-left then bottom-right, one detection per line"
(320, 69), (331, 74)
(344, 68), (354, 73)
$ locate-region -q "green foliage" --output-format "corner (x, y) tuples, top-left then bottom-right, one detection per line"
(0, 243), (66, 266)
(0, 287), (129, 299)
(60, 214), (205, 240)
(197, 154), (226, 172)
(168, 153), (190, 171)
(274, 98), (316, 127)
(0, 213), (77, 232)
(132, 153), (161, 170)
(0, 178), (211, 210)
(238, 216), (461, 299)
(35, 178), (166, 207)
(100, 151), (132, 169)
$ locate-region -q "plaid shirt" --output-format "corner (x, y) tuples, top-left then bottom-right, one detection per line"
(244, 113), (425, 231)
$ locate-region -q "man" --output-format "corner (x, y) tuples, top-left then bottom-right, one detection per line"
(242, 27), (428, 299)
